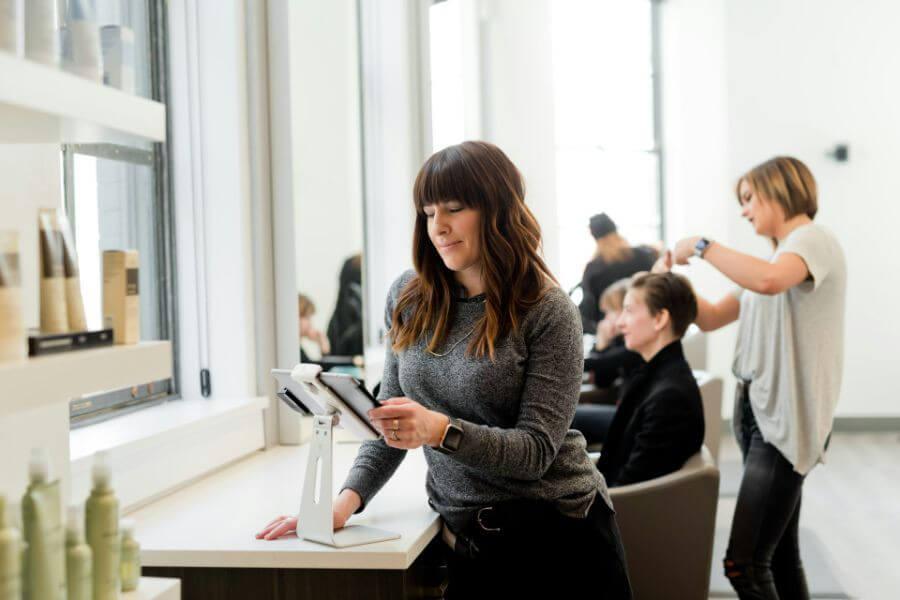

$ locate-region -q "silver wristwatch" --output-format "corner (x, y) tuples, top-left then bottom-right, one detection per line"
(694, 237), (713, 258)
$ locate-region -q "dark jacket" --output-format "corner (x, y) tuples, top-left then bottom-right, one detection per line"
(327, 256), (364, 356)
(596, 340), (704, 487)
(584, 334), (644, 391)
(579, 246), (656, 333)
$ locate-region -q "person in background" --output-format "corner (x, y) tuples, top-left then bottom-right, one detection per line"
(259, 141), (632, 598)
(594, 272), (705, 487)
(660, 156), (846, 599)
(579, 212), (657, 333)
(298, 293), (330, 361)
(327, 254), (364, 356)
(572, 278), (644, 446)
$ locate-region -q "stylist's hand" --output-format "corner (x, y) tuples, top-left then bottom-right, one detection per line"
(368, 398), (450, 450)
(651, 249), (674, 273)
(672, 236), (701, 265)
(255, 489), (361, 540)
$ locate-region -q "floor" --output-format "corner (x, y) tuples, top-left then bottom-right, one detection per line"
(714, 431), (900, 599)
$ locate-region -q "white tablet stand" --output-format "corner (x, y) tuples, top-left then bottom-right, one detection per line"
(280, 365), (400, 548)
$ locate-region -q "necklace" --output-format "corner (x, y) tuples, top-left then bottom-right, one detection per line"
(426, 326), (476, 357)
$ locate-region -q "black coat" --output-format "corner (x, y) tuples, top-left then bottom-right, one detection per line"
(596, 340), (704, 487)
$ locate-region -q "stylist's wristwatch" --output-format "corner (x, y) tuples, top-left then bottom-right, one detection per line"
(436, 418), (464, 454)
(694, 237), (713, 258)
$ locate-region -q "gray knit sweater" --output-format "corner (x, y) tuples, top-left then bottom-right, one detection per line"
(341, 270), (612, 532)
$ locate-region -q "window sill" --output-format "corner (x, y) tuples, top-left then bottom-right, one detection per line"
(70, 396), (268, 512)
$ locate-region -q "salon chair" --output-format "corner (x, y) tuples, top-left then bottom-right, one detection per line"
(608, 446), (719, 600)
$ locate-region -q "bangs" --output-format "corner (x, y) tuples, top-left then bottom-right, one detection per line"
(413, 147), (482, 214)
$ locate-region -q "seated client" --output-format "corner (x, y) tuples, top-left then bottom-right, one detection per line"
(595, 272), (704, 487)
(572, 279), (643, 445)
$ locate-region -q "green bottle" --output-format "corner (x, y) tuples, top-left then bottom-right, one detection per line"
(21, 448), (66, 600)
(118, 520), (139, 593)
(0, 495), (23, 600)
(85, 451), (119, 600)
(65, 507), (92, 600)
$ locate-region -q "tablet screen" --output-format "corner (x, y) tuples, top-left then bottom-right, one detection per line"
(319, 372), (380, 433)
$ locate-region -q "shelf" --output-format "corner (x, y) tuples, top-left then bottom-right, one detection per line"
(123, 577), (181, 600)
(0, 52), (166, 144)
(0, 341), (172, 418)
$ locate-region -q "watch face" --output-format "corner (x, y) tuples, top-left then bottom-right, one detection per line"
(443, 425), (464, 451)
(695, 238), (709, 256)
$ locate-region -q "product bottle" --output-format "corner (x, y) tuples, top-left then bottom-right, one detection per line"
(118, 520), (139, 592)
(0, 494), (23, 600)
(21, 448), (66, 600)
(65, 506), (92, 600)
(85, 451), (119, 600)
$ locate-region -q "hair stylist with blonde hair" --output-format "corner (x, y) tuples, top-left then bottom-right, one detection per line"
(658, 156), (846, 599)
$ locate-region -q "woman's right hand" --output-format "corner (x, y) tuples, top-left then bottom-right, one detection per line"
(256, 489), (361, 540)
(651, 249), (673, 274)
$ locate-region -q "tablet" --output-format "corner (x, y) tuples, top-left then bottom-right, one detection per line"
(272, 368), (326, 415)
(319, 371), (381, 426)
(271, 366), (381, 441)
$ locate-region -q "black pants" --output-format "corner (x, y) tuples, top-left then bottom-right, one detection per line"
(724, 382), (809, 600)
(444, 495), (632, 599)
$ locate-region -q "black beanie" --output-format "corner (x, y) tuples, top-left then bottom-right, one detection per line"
(589, 213), (617, 239)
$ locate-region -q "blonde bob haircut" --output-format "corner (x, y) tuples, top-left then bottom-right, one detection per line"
(736, 156), (817, 220)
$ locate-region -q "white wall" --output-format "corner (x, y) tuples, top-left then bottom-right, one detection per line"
(658, 0), (739, 416)
(290, 0), (364, 340)
(193, 0), (257, 401)
(479, 0), (560, 276)
(661, 0), (900, 417)
(359, 0), (430, 344)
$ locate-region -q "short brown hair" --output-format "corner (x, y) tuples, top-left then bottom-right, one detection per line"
(629, 272), (698, 338)
(737, 156), (817, 220)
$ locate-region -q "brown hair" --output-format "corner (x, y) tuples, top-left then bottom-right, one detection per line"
(390, 141), (556, 360)
(629, 272), (698, 338)
(599, 278), (630, 314)
(736, 156), (818, 220)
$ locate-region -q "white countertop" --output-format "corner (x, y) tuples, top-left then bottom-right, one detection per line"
(129, 442), (441, 570)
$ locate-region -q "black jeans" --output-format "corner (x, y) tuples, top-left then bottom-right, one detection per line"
(444, 494), (632, 599)
(724, 382), (809, 600)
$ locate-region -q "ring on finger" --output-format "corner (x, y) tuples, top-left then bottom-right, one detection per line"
(393, 418), (400, 430)
(390, 430), (399, 442)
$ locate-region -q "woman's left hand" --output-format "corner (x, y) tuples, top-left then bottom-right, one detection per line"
(368, 398), (449, 450)
(672, 236), (701, 265)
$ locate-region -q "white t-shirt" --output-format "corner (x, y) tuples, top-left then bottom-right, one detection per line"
(732, 223), (847, 475)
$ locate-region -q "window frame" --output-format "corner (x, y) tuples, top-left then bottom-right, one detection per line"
(63, 0), (180, 427)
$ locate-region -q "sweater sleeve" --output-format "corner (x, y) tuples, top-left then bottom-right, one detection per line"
(448, 290), (586, 481)
(340, 273), (411, 512)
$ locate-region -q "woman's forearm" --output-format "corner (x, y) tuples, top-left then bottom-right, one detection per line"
(695, 239), (775, 293)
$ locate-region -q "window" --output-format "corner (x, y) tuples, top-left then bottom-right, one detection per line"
(551, 0), (663, 292)
(62, 0), (177, 426)
(428, 0), (466, 152)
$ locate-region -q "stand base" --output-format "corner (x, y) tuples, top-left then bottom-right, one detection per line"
(301, 524), (401, 548)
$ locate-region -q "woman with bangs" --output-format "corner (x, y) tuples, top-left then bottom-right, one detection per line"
(658, 156), (846, 599)
(259, 141), (632, 597)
